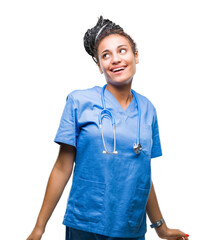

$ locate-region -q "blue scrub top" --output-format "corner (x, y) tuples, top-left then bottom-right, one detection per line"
(54, 85), (162, 238)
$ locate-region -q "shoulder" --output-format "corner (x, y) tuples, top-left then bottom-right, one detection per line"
(66, 85), (102, 107)
(134, 90), (156, 112)
(67, 85), (101, 98)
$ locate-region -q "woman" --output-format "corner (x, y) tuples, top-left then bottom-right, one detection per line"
(27, 16), (189, 240)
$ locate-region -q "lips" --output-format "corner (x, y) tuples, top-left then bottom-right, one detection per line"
(110, 65), (127, 73)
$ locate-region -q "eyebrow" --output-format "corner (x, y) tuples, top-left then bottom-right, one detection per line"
(101, 44), (128, 54)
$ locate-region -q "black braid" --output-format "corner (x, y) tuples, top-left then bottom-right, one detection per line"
(83, 16), (137, 64)
(84, 16), (123, 61)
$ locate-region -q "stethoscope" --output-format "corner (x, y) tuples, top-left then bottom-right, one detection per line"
(98, 84), (142, 155)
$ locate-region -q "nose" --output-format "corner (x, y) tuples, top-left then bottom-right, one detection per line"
(111, 52), (121, 64)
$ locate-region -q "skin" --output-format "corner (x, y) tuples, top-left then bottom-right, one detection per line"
(27, 34), (189, 240)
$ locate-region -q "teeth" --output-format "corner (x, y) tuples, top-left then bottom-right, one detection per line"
(112, 67), (125, 72)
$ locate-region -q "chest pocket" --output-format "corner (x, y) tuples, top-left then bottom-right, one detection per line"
(72, 177), (106, 223)
(140, 124), (152, 157)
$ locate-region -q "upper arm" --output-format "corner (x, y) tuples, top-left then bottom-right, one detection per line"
(55, 143), (76, 176)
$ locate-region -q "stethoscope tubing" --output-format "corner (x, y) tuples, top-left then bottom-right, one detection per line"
(99, 84), (141, 154)
(131, 88), (141, 145)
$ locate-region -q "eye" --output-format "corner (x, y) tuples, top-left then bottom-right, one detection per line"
(120, 48), (126, 54)
(102, 53), (110, 59)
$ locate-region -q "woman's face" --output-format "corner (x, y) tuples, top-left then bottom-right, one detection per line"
(97, 34), (139, 86)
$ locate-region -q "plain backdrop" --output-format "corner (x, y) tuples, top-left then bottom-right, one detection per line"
(0, 0), (215, 239)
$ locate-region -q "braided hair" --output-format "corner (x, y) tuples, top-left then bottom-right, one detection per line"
(83, 16), (137, 64)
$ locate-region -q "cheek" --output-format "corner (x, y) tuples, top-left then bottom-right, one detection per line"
(128, 58), (136, 72)
(126, 54), (136, 65)
(100, 61), (109, 73)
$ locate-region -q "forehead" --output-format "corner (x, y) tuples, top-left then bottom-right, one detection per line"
(97, 34), (131, 53)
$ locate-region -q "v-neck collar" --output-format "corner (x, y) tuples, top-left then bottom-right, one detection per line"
(102, 86), (137, 115)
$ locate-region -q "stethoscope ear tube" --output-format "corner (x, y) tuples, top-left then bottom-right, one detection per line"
(98, 109), (115, 125)
(99, 110), (118, 154)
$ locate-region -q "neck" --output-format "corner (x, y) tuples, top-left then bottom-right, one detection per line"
(105, 82), (133, 110)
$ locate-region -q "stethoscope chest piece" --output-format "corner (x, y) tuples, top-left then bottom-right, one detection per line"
(133, 143), (142, 154)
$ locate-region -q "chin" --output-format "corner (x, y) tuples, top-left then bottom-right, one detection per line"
(107, 77), (133, 86)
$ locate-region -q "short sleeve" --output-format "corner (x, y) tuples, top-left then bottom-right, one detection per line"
(151, 108), (162, 158)
(54, 94), (78, 147)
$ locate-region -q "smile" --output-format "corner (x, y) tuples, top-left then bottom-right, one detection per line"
(110, 66), (127, 74)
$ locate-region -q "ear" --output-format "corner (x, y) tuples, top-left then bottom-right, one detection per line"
(135, 51), (139, 64)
